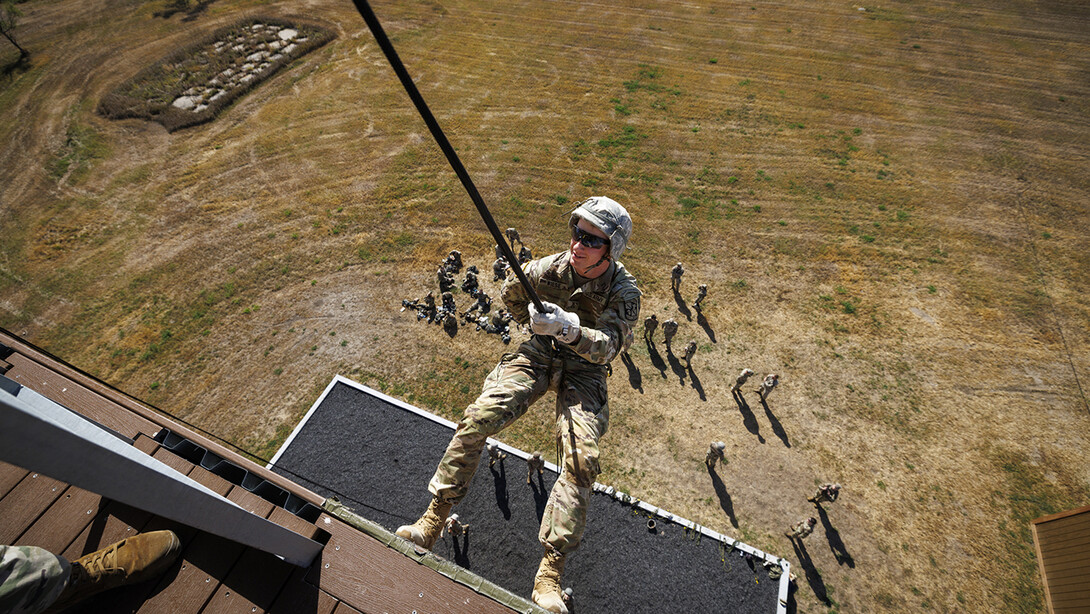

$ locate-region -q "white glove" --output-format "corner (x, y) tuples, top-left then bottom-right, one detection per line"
(528, 301), (581, 344)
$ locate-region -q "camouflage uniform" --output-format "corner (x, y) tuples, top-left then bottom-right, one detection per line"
(661, 319), (679, 349)
(0, 545), (70, 614)
(671, 262), (684, 292)
(732, 368), (755, 392)
(493, 257), (509, 282)
(785, 518), (816, 540)
(427, 250), (641, 555)
(705, 441), (726, 469)
(756, 373), (779, 400)
(643, 314), (658, 342)
(506, 227), (522, 247)
(808, 483), (841, 505)
(693, 284), (707, 310)
(518, 245), (533, 264)
(527, 451), (545, 484)
(683, 340), (698, 366)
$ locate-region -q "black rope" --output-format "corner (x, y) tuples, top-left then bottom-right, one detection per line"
(350, 0), (545, 313)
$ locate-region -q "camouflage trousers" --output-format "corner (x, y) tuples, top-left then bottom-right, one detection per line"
(0, 545), (70, 614)
(428, 349), (609, 555)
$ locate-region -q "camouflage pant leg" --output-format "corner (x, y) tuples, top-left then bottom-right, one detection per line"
(0, 545), (70, 614)
(539, 368), (609, 555)
(429, 353), (551, 504)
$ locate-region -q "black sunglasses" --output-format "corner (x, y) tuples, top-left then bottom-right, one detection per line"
(571, 226), (609, 249)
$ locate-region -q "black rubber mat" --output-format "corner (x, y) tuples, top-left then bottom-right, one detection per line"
(271, 379), (780, 613)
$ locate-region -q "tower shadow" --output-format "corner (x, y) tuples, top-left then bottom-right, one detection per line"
(817, 505), (854, 567)
(760, 398), (791, 448)
(732, 390), (764, 443)
(707, 466), (738, 527)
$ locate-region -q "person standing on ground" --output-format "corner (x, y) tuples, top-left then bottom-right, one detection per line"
(671, 262), (684, 292)
(396, 197), (640, 614)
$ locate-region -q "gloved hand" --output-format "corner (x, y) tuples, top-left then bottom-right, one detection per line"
(529, 301), (581, 344)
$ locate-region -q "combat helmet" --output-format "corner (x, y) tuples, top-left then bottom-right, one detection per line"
(569, 196), (632, 261)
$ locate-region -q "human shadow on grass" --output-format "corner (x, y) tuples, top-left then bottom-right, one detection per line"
(687, 365), (706, 401)
(760, 397), (791, 448)
(620, 351), (643, 393)
(490, 461), (511, 520)
(817, 505), (854, 568)
(707, 465), (738, 527)
(696, 311), (717, 343)
(672, 288), (693, 321)
(791, 538), (830, 606)
(732, 389), (765, 443)
(666, 348), (687, 385)
(646, 339), (668, 379)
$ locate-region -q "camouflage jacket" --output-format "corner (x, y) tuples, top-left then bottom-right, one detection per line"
(502, 251), (641, 367)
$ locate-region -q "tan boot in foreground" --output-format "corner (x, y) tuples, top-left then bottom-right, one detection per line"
(532, 546), (569, 614)
(48, 530), (182, 612)
(396, 496), (452, 550)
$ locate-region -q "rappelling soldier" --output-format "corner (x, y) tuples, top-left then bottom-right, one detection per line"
(397, 197), (640, 614)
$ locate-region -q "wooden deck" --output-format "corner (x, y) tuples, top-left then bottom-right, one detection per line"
(0, 329), (526, 614)
(1033, 504), (1090, 614)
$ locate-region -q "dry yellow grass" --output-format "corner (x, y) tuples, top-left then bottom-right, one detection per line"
(2, 0), (1089, 611)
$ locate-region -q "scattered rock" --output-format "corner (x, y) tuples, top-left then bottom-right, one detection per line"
(283, 43), (297, 54)
(172, 96), (199, 110)
(278, 28), (298, 41)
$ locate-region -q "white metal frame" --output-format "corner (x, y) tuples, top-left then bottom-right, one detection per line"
(0, 384), (322, 567)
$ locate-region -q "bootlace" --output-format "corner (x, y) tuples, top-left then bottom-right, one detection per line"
(80, 541), (122, 578)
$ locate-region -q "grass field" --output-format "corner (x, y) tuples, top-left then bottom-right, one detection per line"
(2, 0), (1089, 611)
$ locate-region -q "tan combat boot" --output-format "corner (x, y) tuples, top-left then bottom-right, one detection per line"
(532, 546), (569, 614)
(395, 496), (452, 550)
(47, 530), (182, 612)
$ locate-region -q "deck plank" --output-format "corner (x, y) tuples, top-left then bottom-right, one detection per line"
(15, 485), (103, 554)
(309, 513), (516, 614)
(0, 472), (66, 544)
(4, 353), (158, 439)
(266, 567), (338, 614)
(61, 500), (152, 561)
(201, 547), (296, 614)
(0, 461), (29, 499)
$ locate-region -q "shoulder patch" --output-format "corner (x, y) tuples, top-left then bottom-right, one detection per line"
(623, 295), (640, 322)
